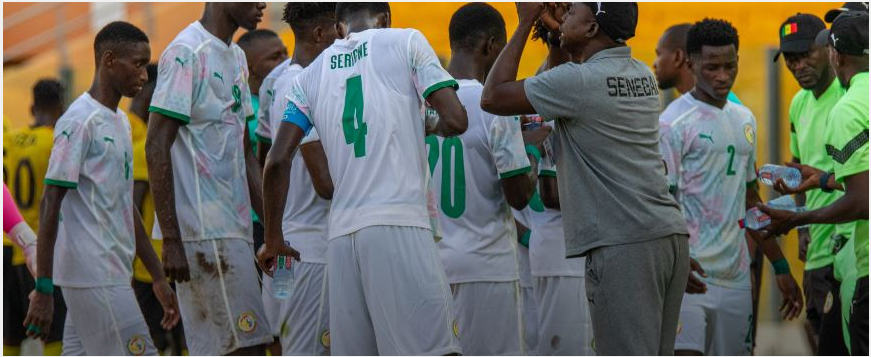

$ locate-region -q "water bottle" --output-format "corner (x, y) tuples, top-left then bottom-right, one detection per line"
(758, 164), (801, 188)
(272, 254), (295, 300)
(739, 195), (807, 230)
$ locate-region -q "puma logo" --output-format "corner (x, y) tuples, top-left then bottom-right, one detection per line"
(699, 132), (714, 144)
(214, 71), (224, 83)
(595, 2), (606, 15)
(175, 57), (187, 67)
(103, 136), (115, 145)
(61, 130), (73, 140)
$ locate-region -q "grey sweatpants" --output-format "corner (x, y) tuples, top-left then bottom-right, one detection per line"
(584, 234), (689, 355)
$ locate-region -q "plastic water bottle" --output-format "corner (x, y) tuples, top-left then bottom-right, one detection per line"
(272, 254), (295, 300)
(758, 164), (801, 188)
(739, 195), (807, 230)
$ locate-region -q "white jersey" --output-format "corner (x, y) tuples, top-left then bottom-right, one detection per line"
(528, 129), (585, 277)
(44, 92), (135, 287)
(659, 93), (757, 289)
(285, 28), (457, 239)
(511, 208), (534, 288)
(429, 79), (530, 283)
(258, 61), (330, 263)
(254, 58), (292, 144)
(149, 21), (255, 242)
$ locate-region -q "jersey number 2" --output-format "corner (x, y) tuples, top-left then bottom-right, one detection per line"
(425, 135), (466, 218)
(726, 145), (737, 176)
(342, 75), (367, 158)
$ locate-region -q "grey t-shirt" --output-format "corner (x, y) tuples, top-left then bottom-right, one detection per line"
(524, 46), (688, 257)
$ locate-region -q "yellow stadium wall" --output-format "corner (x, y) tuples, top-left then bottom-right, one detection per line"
(2, 1), (841, 324)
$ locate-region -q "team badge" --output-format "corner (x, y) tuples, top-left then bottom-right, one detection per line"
(127, 335), (147, 356)
(452, 320), (459, 337)
(320, 330), (331, 348)
(237, 312), (257, 333)
(824, 291), (834, 313)
(744, 124), (754, 145)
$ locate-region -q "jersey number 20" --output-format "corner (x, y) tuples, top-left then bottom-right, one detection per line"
(342, 75), (367, 158)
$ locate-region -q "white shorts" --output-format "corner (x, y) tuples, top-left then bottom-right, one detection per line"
(675, 283), (752, 355)
(261, 274), (282, 337)
(328, 225), (461, 355)
(522, 285), (539, 355)
(451, 281), (525, 355)
(276, 262), (330, 356)
(533, 276), (594, 356)
(176, 238), (273, 355)
(61, 285), (156, 356)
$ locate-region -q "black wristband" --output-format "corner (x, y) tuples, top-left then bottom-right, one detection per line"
(819, 172), (834, 193)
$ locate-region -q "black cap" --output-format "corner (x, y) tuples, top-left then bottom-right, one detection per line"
(583, 2), (638, 43)
(773, 13), (826, 62)
(828, 11), (869, 56)
(825, 2), (869, 23)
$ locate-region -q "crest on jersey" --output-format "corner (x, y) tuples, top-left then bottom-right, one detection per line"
(824, 291), (834, 313)
(320, 330), (331, 348)
(127, 335), (147, 356)
(452, 320), (459, 337)
(237, 312), (257, 333)
(744, 124), (754, 145)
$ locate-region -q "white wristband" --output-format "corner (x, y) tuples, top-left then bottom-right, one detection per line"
(9, 222), (37, 247)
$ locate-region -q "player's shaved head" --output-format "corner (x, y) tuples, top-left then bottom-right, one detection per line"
(93, 21), (150, 66)
(449, 3), (506, 52)
(335, 3), (390, 24)
(660, 24), (691, 52)
(32, 79), (64, 112)
(283, 2), (337, 37)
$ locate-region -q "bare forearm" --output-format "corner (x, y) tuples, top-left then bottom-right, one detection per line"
(262, 154), (293, 247)
(133, 181), (148, 213)
(147, 151), (182, 239)
(483, 17), (535, 99)
(257, 141), (271, 169)
(246, 152), (265, 219)
(758, 237), (785, 263)
(36, 187), (66, 278)
(540, 176), (560, 209)
(794, 194), (867, 226)
(134, 206), (166, 283)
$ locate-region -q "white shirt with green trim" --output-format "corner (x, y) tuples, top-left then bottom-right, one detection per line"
(285, 28), (457, 239)
(254, 58), (292, 144)
(44, 92), (136, 287)
(148, 21), (255, 242)
(260, 61), (330, 264)
(429, 79), (529, 283)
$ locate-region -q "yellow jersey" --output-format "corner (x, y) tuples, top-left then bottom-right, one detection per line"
(4, 126), (54, 265)
(129, 113), (161, 283)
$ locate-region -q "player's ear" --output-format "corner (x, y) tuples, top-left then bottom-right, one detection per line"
(585, 22), (599, 39)
(674, 49), (687, 67)
(686, 53), (695, 71)
(484, 36), (497, 57)
(102, 50), (116, 69)
(313, 25), (324, 44)
(336, 22), (348, 39)
(377, 12), (391, 29)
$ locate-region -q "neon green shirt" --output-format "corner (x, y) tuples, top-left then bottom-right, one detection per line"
(825, 72), (869, 279)
(789, 79), (851, 270)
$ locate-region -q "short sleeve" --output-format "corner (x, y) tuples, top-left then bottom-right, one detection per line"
(44, 119), (89, 189)
(255, 78), (275, 144)
(283, 75), (313, 134)
(788, 97), (801, 160)
(132, 139), (148, 182)
(487, 115), (531, 179)
(150, 45), (197, 124)
(745, 120), (758, 183)
(408, 30), (457, 99)
(301, 128), (321, 146)
(523, 64), (584, 121)
(658, 120), (683, 193)
(826, 104), (869, 183)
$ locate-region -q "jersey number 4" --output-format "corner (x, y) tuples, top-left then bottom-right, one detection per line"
(342, 75), (367, 158)
(425, 135), (466, 218)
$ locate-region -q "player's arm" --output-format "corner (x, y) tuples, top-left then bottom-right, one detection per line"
(515, 219), (531, 248)
(23, 184), (67, 340)
(497, 119), (540, 210)
(244, 123), (265, 219)
(426, 88), (468, 137)
(746, 184), (803, 320)
(3, 184), (37, 276)
(301, 140), (333, 200)
(257, 140), (272, 169)
(133, 181), (148, 213)
(132, 205), (180, 330)
(145, 113), (190, 282)
(480, 3), (544, 116)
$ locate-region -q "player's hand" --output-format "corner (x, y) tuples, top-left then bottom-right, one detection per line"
(773, 162), (825, 195)
(540, 3), (567, 31)
(752, 203), (799, 240)
(521, 125), (552, 147)
(775, 273), (803, 320)
(162, 239), (191, 283)
(686, 257), (708, 294)
(256, 242), (300, 277)
(23, 292), (53, 340)
(153, 280), (181, 330)
(516, 2), (545, 25)
(798, 229), (810, 262)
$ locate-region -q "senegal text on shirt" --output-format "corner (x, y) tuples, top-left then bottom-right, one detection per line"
(330, 42), (369, 69)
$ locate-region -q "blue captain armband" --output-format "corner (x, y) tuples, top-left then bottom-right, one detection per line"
(282, 101), (313, 135)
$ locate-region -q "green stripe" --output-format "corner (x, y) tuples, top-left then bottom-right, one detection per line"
(422, 79), (459, 99)
(499, 166), (531, 179)
(44, 178), (77, 189)
(148, 106), (190, 124)
(255, 133), (273, 144)
(518, 229), (531, 248)
(539, 169), (557, 177)
(246, 114), (256, 122)
(826, 129), (869, 164)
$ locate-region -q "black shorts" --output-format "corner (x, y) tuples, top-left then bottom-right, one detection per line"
(3, 246), (66, 344)
(132, 279), (186, 352)
(850, 276), (868, 356)
(803, 265), (849, 355)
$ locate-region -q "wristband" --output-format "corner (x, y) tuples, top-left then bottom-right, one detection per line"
(525, 145), (542, 163)
(772, 258), (790, 275)
(819, 172), (834, 193)
(518, 230), (531, 248)
(35, 277), (54, 295)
